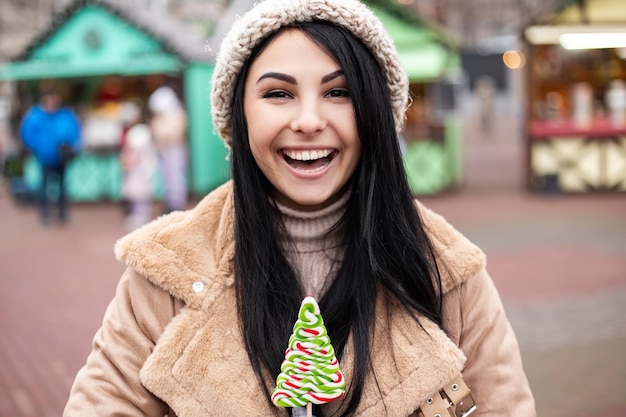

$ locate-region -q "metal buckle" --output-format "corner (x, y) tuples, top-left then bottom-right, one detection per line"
(460, 404), (477, 416)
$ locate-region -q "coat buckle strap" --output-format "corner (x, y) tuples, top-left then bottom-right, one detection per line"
(414, 373), (476, 417)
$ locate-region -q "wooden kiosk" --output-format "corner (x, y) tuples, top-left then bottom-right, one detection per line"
(0, 0), (229, 202)
(523, 0), (626, 192)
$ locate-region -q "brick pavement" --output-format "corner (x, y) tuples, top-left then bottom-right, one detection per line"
(421, 190), (626, 417)
(1, 109), (625, 416)
(0, 187), (126, 417)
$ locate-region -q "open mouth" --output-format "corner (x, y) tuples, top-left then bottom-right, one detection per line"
(282, 149), (335, 173)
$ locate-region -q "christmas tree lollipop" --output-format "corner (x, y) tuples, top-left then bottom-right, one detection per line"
(271, 296), (345, 416)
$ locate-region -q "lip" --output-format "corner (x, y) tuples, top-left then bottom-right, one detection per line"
(278, 148), (337, 179)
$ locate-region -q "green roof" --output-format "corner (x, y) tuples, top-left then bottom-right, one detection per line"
(0, 0), (210, 81)
(372, 7), (458, 81)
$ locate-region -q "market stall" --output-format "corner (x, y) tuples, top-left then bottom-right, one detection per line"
(523, 0), (626, 192)
(0, 0), (229, 202)
(373, 6), (462, 195)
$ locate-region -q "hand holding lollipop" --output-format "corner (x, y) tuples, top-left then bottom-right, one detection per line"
(272, 296), (345, 416)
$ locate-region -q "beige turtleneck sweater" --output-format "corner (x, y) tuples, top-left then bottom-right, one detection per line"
(276, 192), (349, 298)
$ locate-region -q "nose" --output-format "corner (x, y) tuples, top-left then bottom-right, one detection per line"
(290, 99), (327, 136)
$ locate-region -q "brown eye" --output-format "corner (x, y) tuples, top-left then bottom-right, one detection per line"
(263, 90), (292, 99)
(327, 89), (350, 99)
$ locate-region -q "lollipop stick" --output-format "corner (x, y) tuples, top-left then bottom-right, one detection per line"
(306, 402), (312, 417)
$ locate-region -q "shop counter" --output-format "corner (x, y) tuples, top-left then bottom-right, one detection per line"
(24, 151), (164, 202)
(528, 120), (626, 193)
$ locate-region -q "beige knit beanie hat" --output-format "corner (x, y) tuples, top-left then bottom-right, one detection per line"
(210, 0), (409, 147)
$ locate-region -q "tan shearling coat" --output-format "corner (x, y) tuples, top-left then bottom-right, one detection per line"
(64, 181), (535, 416)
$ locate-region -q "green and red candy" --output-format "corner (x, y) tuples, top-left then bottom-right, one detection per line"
(271, 296), (345, 408)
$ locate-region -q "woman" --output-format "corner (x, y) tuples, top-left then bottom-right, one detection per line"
(64, 1), (535, 416)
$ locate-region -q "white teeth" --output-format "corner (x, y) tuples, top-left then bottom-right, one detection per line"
(284, 149), (331, 161)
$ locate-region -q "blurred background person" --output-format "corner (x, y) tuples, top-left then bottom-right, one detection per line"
(119, 112), (157, 231)
(476, 75), (496, 136)
(19, 87), (81, 226)
(147, 86), (188, 214)
(117, 100), (143, 217)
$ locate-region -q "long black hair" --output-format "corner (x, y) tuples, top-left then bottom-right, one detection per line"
(230, 20), (443, 416)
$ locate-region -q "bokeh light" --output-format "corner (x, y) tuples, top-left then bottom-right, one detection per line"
(503, 49), (526, 69)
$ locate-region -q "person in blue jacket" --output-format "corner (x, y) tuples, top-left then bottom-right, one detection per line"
(20, 89), (81, 225)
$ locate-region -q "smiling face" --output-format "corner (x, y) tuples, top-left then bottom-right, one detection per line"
(243, 29), (360, 212)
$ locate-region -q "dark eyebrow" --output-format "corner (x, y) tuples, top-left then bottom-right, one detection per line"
(256, 69), (344, 85)
(321, 70), (344, 84)
(257, 72), (296, 85)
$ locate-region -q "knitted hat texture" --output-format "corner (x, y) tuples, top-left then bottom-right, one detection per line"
(210, 0), (409, 147)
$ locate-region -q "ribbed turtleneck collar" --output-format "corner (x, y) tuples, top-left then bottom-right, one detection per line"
(275, 191), (349, 253)
(275, 191), (350, 296)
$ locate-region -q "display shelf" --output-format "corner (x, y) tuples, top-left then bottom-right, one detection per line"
(524, 39), (626, 193)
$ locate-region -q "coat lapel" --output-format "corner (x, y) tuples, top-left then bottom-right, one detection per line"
(322, 293), (466, 417)
(141, 287), (282, 417)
